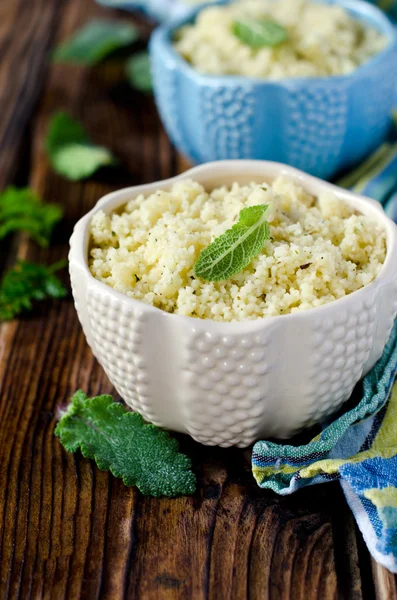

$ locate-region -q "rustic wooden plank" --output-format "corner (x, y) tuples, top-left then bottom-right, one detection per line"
(331, 486), (367, 600)
(372, 560), (397, 600)
(0, 0), (396, 598)
(0, 0), (64, 189)
(0, 0), (65, 282)
(0, 1), (178, 597)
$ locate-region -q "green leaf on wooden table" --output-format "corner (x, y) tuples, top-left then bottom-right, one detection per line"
(0, 261), (67, 321)
(232, 19), (288, 48)
(194, 204), (271, 282)
(53, 19), (140, 66)
(0, 187), (62, 246)
(46, 112), (116, 181)
(126, 52), (152, 93)
(55, 391), (197, 498)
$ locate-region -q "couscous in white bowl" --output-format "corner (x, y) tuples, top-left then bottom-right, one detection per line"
(69, 161), (397, 447)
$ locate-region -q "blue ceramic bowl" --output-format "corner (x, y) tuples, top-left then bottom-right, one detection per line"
(150, 0), (397, 179)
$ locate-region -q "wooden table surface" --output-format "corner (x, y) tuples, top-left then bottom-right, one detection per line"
(0, 1), (396, 598)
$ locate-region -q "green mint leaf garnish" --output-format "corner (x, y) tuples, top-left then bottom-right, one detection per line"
(53, 19), (140, 66)
(126, 52), (152, 93)
(194, 204), (271, 282)
(55, 391), (197, 498)
(0, 187), (62, 247)
(46, 112), (116, 181)
(232, 19), (288, 48)
(0, 260), (67, 321)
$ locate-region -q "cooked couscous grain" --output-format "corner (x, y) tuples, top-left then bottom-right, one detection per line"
(89, 177), (386, 322)
(174, 0), (387, 79)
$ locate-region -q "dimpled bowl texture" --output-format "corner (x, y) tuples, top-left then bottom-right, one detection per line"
(69, 161), (397, 447)
(150, 0), (397, 180)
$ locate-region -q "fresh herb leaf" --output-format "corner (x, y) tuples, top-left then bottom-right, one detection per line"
(53, 19), (140, 66)
(46, 112), (116, 181)
(0, 261), (67, 321)
(194, 204), (271, 282)
(126, 52), (152, 93)
(232, 19), (288, 48)
(0, 187), (62, 247)
(55, 391), (197, 498)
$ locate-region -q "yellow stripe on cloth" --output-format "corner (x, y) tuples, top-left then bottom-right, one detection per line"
(253, 464), (298, 479)
(253, 384), (397, 483)
(298, 385), (397, 479)
(336, 143), (392, 189)
(352, 144), (397, 196)
(365, 487), (397, 509)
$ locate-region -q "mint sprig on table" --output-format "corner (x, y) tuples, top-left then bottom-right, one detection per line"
(53, 19), (140, 66)
(46, 112), (116, 181)
(232, 19), (288, 48)
(194, 204), (271, 282)
(0, 186), (62, 246)
(55, 391), (197, 498)
(0, 261), (66, 321)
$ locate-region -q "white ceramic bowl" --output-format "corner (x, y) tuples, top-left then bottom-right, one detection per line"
(69, 161), (397, 447)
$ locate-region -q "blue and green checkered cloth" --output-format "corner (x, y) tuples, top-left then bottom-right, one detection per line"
(253, 130), (397, 573)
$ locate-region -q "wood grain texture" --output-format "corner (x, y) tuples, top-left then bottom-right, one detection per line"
(0, 0), (396, 598)
(372, 560), (397, 600)
(0, 0), (65, 189)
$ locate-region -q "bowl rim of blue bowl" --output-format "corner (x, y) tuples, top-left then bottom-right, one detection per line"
(150, 0), (397, 87)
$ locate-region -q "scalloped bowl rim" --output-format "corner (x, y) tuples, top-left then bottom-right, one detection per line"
(70, 160), (397, 332)
(149, 0), (397, 88)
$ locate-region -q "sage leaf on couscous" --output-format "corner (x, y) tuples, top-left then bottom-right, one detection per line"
(232, 18), (288, 48)
(193, 205), (271, 282)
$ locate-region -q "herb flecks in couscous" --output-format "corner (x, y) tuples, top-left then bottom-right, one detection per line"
(89, 177), (386, 322)
(174, 0), (387, 79)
